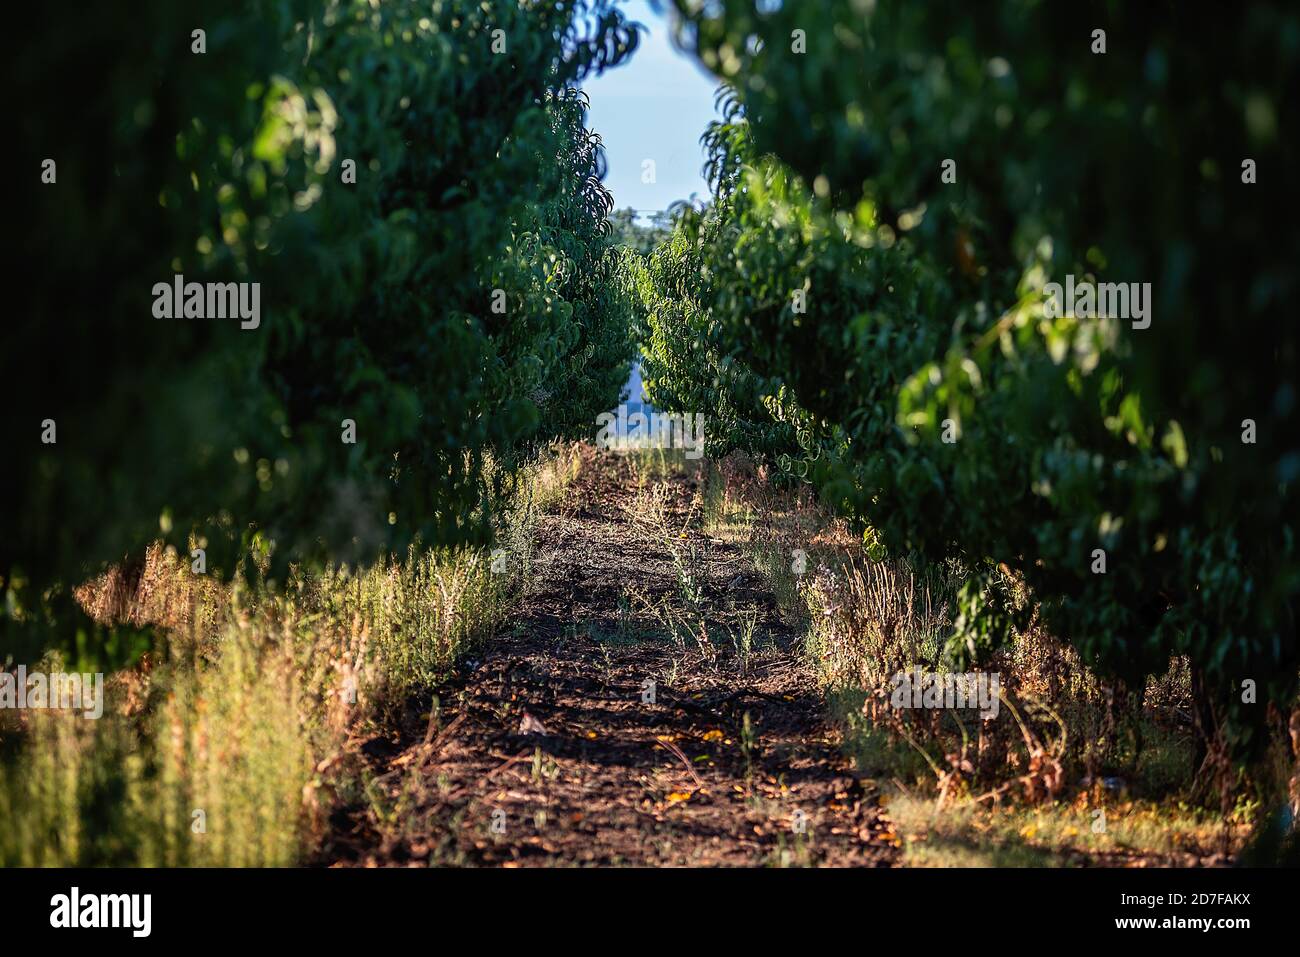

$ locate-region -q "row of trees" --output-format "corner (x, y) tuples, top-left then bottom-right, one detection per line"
(635, 0), (1298, 756)
(3, 1), (639, 615)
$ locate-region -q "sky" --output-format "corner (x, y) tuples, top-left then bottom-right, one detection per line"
(580, 0), (722, 219)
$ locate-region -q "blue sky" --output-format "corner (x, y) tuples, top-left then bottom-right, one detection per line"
(581, 0), (722, 218)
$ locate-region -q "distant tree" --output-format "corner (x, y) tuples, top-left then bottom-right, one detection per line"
(608, 207), (672, 255)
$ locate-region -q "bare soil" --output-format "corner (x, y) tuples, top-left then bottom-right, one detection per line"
(321, 452), (897, 867)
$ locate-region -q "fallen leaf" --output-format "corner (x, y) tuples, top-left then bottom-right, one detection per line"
(518, 710), (550, 735)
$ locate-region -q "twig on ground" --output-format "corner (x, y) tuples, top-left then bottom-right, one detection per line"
(657, 736), (706, 792)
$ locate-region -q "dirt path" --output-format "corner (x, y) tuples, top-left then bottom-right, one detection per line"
(323, 452), (897, 866)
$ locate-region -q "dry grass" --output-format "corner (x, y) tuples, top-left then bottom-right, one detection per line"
(0, 443), (586, 867)
(697, 452), (1295, 864)
(883, 791), (1247, 867)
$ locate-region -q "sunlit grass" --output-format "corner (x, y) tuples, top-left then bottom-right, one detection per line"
(884, 792), (1247, 867)
(0, 444), (585, 866)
